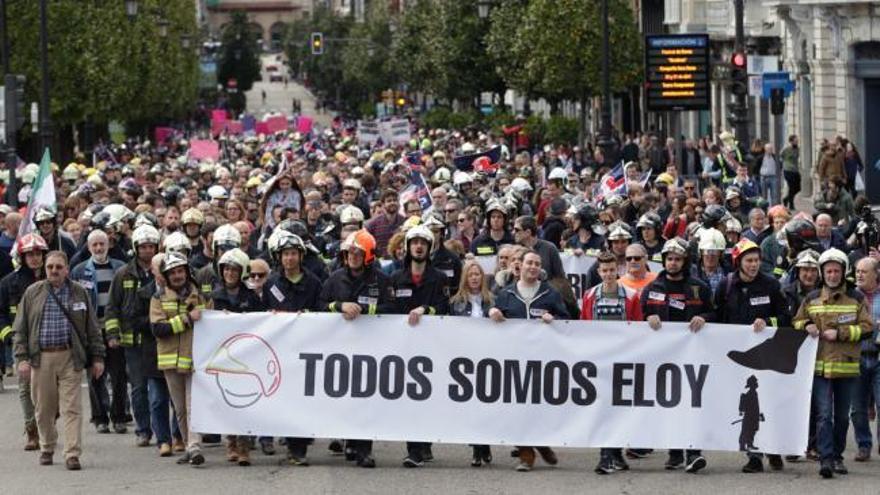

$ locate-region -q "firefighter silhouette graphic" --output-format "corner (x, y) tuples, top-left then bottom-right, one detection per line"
(732, 375), (764, 451)
(205, 333), (282, 409)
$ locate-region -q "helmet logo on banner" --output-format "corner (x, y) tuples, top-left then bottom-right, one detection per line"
(205, 334), (282, 409)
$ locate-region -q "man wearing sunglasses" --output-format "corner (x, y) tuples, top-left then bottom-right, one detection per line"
(619, 244), (657, 294)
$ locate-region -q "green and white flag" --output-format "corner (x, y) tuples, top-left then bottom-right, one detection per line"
(16, 148), (56, 243)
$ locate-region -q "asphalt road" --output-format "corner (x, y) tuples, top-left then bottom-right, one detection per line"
(0, 378), (878, 494)
(245, 54), (334, 129)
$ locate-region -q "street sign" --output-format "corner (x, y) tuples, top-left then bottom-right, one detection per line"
(748, 75), (763, 97)
(645, 34), (710, 112)
(761, 72), (795, 99)
(747, 55), (779, 75)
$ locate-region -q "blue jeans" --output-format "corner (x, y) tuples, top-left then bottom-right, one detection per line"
(851, 354), (880, 449)
(813, 376), (856, 462)
(761, 175), (779, 206)
(147, 376), (181, 445)
(124, 347), (151, 438)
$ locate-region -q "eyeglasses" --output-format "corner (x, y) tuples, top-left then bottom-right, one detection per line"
(684, 186), (695, 190)
(625, 256), (644, 261)
(250, 272), (267, 279)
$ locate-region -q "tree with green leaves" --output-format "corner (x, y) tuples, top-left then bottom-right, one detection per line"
(340, 1), (397, 114)
(218, 10), (262, 114)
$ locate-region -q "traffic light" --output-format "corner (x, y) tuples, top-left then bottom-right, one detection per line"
(770, 88), (785, 115)
(730, 52), (748, 96)
(311, 32), (323, 55)
(4, 74), (26, 132)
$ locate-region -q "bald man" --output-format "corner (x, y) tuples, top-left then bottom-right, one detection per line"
(619, 243), (657, 293)
(815, 214), (846, 251)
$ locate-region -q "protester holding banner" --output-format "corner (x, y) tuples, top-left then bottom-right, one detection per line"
(449, 260), (494, 467)
(490, 251), (568, 472)
(210, 248), (266, 466)
(641, 238), (713, 474)
(618, 244), (657, 293)
(390, 225), (449, 468)
(149, 252), (212, 467)
(319, 229), (393, 468)
(263, 230), (321, 466)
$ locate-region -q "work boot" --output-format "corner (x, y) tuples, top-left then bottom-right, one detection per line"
(536, 447), (558, 465)
(833, 459), (848, 474)
(237, 439), (251, 466)
(727, 327), (807, 374)
(768, 454), (784, 471)
(819, 460), (834, 479)
(226, 437), (239, 463)
(39, 452), (53, 466)
(742, 456), (764, 473)
(65, 457), (81, 471)
(516, 447), (536, 472)
(172, 437), (185, 453)
(24, 422), (39, 451)
(158, 443), (172, 457)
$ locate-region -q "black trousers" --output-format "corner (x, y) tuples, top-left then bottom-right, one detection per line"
(88, 346), (128, 425)
(783, 170), (801, 209)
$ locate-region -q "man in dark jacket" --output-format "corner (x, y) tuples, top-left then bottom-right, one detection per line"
(641, 238), (714, 474)
(389, 225), (448, 467)
(717, 239), (790, 473)
(263, 230), (322, 466)
(470, 199), (514, 257)
(319, 230), (393, 468)
(490, 250), (568, 472)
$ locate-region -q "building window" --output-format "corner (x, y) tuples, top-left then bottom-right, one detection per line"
(665, 0), (680, 24)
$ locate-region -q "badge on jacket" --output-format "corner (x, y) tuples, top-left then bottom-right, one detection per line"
(270, 285), (285, 302)
(750, 296), (770, 306)
(395, 289), (412, 298)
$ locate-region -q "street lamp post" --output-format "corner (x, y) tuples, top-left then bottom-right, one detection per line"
(39, 0), (52, 155)
(597, 0), (617, 165)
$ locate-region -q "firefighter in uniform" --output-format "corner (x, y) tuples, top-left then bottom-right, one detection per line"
(105, 224), (160, 447)
(470, 199), (515, 256)
(714, 238), (789, 473)
(793, 248), (873, 478)
(211, 248), (266, 466)
(263, 230), (322, 466)
(390, 225), (449, 468)
(194, 224), (242, 297)
(422, 215), (462, 299)
(0, 233), (48, 450)
(150, 252), (212, 466)
(641, 238), (713, 474)
(319, 229), (394, 468)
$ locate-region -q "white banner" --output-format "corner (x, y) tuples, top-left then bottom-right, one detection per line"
(192, 312), (817, 454)
(379, 118), (411, 146)
(356, 120), (380, 146)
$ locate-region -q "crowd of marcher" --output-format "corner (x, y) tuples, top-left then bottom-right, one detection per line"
(0, 117), (876, 479)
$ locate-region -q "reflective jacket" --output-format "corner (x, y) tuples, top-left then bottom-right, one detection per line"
(713, 271), (789, 328)
(149, 282), (211, 373)
(640, 271), (715, 323)
(105, 259), (153, 347)
(793, 285), (872, 378)
(471, 230), (514, 256)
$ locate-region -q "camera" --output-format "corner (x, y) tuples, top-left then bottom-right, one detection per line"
(858, 205), (880, 252)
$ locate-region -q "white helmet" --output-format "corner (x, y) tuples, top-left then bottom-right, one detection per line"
(794, 249), (820, 269)
(661, 237), (689, 257)
(63, 163), (80, 182)
(213, 224), (242, 252)
(207, 185), (229, 201)
(163, 231), (191, 254)
(725, 216), (743, 234)
(132, 225), (161, 249)
(339, 205), (364, 225)
(453, 171), (473, 186)
(104, 204), (134, 230)
(547, 167), (568, 182)
(510, 177), (533, 194)
(698, 228), (726, 252)
(181, 208), (205, 226)
(460, 142), (476, 154)
(268, 230), (305, 262)
(218, 248), (251, 280)
(160, 251), (189, 275)
(818, 248), (848, 275)
(606, 222), (633, 241)
(405, 224), (434, 248)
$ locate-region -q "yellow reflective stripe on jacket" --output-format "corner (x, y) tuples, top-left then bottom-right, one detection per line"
(161, 302), (178, 312)
(196, 304), (206, 310)
(793, 319), (807, 330)
(368, 304), (377, 315)
(105, 318), (120, 331)
(815, 360), (860, 376)
(157, 354), (178, 366)
(123, 280), (136, 289)
(773, 267), (785, 276)
(120, 334), (135, 346)
(768, 317), (778, 327)
(807, 305), (859, 315)
(9, 305), (16, 315)
(849, 325), (862, 342)
(201, 284), (212, 294)
(170, 315), (186, 334)
(476, 246), (494, 255)
(426, 306), (436, 315)
(177, 357), (193, 370)
(328, 302), (337, 312)
(0, 325), (12, 341)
